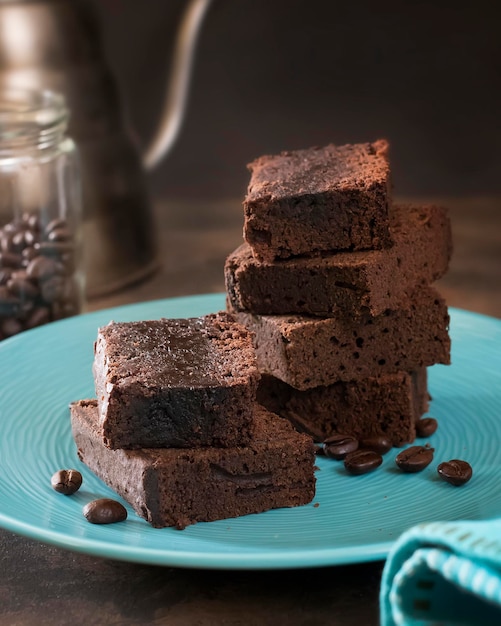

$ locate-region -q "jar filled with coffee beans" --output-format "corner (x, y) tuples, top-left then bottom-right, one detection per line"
(0, 88), (84, 340)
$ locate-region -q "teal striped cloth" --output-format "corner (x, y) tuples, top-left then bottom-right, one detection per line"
(380, 519), (501, 625)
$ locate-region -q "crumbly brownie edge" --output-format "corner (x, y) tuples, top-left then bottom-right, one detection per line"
(244, 187), (392, 261)
(257, 369), (428, 447)
(226, 204), (451, 317)
(71, 401), (316, 529)
(233, 286), (450, 389)
(225, 243), (377, 317)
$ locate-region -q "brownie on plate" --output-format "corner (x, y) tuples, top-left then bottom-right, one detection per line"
(71, 399), (316, 529)
(243, 140), (392, 261)
(226, 204), (452, 317)
(93, 312), (260, 449)
(230, 286), (450, 390)
(257, 369), (429, 447)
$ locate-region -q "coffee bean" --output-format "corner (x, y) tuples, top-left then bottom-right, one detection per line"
(437, 460), (472, 486)
(0, 268), (12, 285)
(51, 469), (83, 495)
(45, 218), (68, 234)
(11, 230), (28, 251)
(0, 251), (22, 268)
(21, 246), (38, 263)
(395, 445), (434, 473)
(47, 227), (71, 243)
(26, 255), (58, 280)
(2, 221), (18, 233)
(323, 434), (359, 460)
(7, 276), (39, 300)
(1, 230), (19, 253)
(416, 417), (438, 438)
(23, 229), (38, 247)
(344, 449), (383, 475)
(83, 499), (127, 525)
(26, 214), (41, 231)
(9, 269), (29, 281)
(359, 435), (392, 455)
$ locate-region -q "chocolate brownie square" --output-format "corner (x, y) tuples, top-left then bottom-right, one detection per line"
(93, 312), (260, 449)
(257, 369), (429, 447)
(226, 204), (452, 317)
(71, 399), (316, 529)
(230, 286), (450, 389)
(243, 140), (392, 261)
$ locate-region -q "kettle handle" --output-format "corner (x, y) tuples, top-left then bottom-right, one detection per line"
(143, 0), (212, 170)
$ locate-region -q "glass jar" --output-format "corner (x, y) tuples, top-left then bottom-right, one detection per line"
(0, 88), (84, 340)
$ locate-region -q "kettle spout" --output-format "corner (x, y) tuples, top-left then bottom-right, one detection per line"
(143, 0), (212, 171)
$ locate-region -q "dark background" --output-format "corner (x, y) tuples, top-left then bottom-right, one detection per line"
(93, 0), (500, 201)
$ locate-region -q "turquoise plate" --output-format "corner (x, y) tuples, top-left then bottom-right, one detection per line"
(0, 294), (500, 570)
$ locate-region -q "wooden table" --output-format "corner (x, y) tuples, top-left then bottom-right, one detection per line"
(1, 195), (499, 625)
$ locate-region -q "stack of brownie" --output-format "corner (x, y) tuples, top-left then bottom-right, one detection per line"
(225, 141), (452, 447)
(70, 312), (316, 529)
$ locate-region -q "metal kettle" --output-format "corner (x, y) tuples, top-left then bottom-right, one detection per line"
(0, 0), (211, 298)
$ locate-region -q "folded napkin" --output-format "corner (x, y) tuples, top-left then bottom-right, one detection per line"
(380, 519), (501, 626)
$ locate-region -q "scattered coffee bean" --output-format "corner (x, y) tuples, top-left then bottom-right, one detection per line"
(437, 459), (472, 486)
(416, 417), (438, 438)
(359, 435), (392, 455)
(344, 449), (383, 475)
(83, 499), (127, 525)
(395, 445), (434, 473)
(323, 434), (359, 460)
(51, 469), (83, 495)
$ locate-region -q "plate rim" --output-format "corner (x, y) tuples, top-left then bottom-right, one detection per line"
(0, 509), (394, 569)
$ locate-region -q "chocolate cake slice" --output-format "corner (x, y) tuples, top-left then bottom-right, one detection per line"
(243, 140), (392, 261)
(71, 400), (316, 529)
(93, 312), (260, 449)
(257, 369), (429, 447)
(226, 204), (452, 317)
(230, 286), (450, 390)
